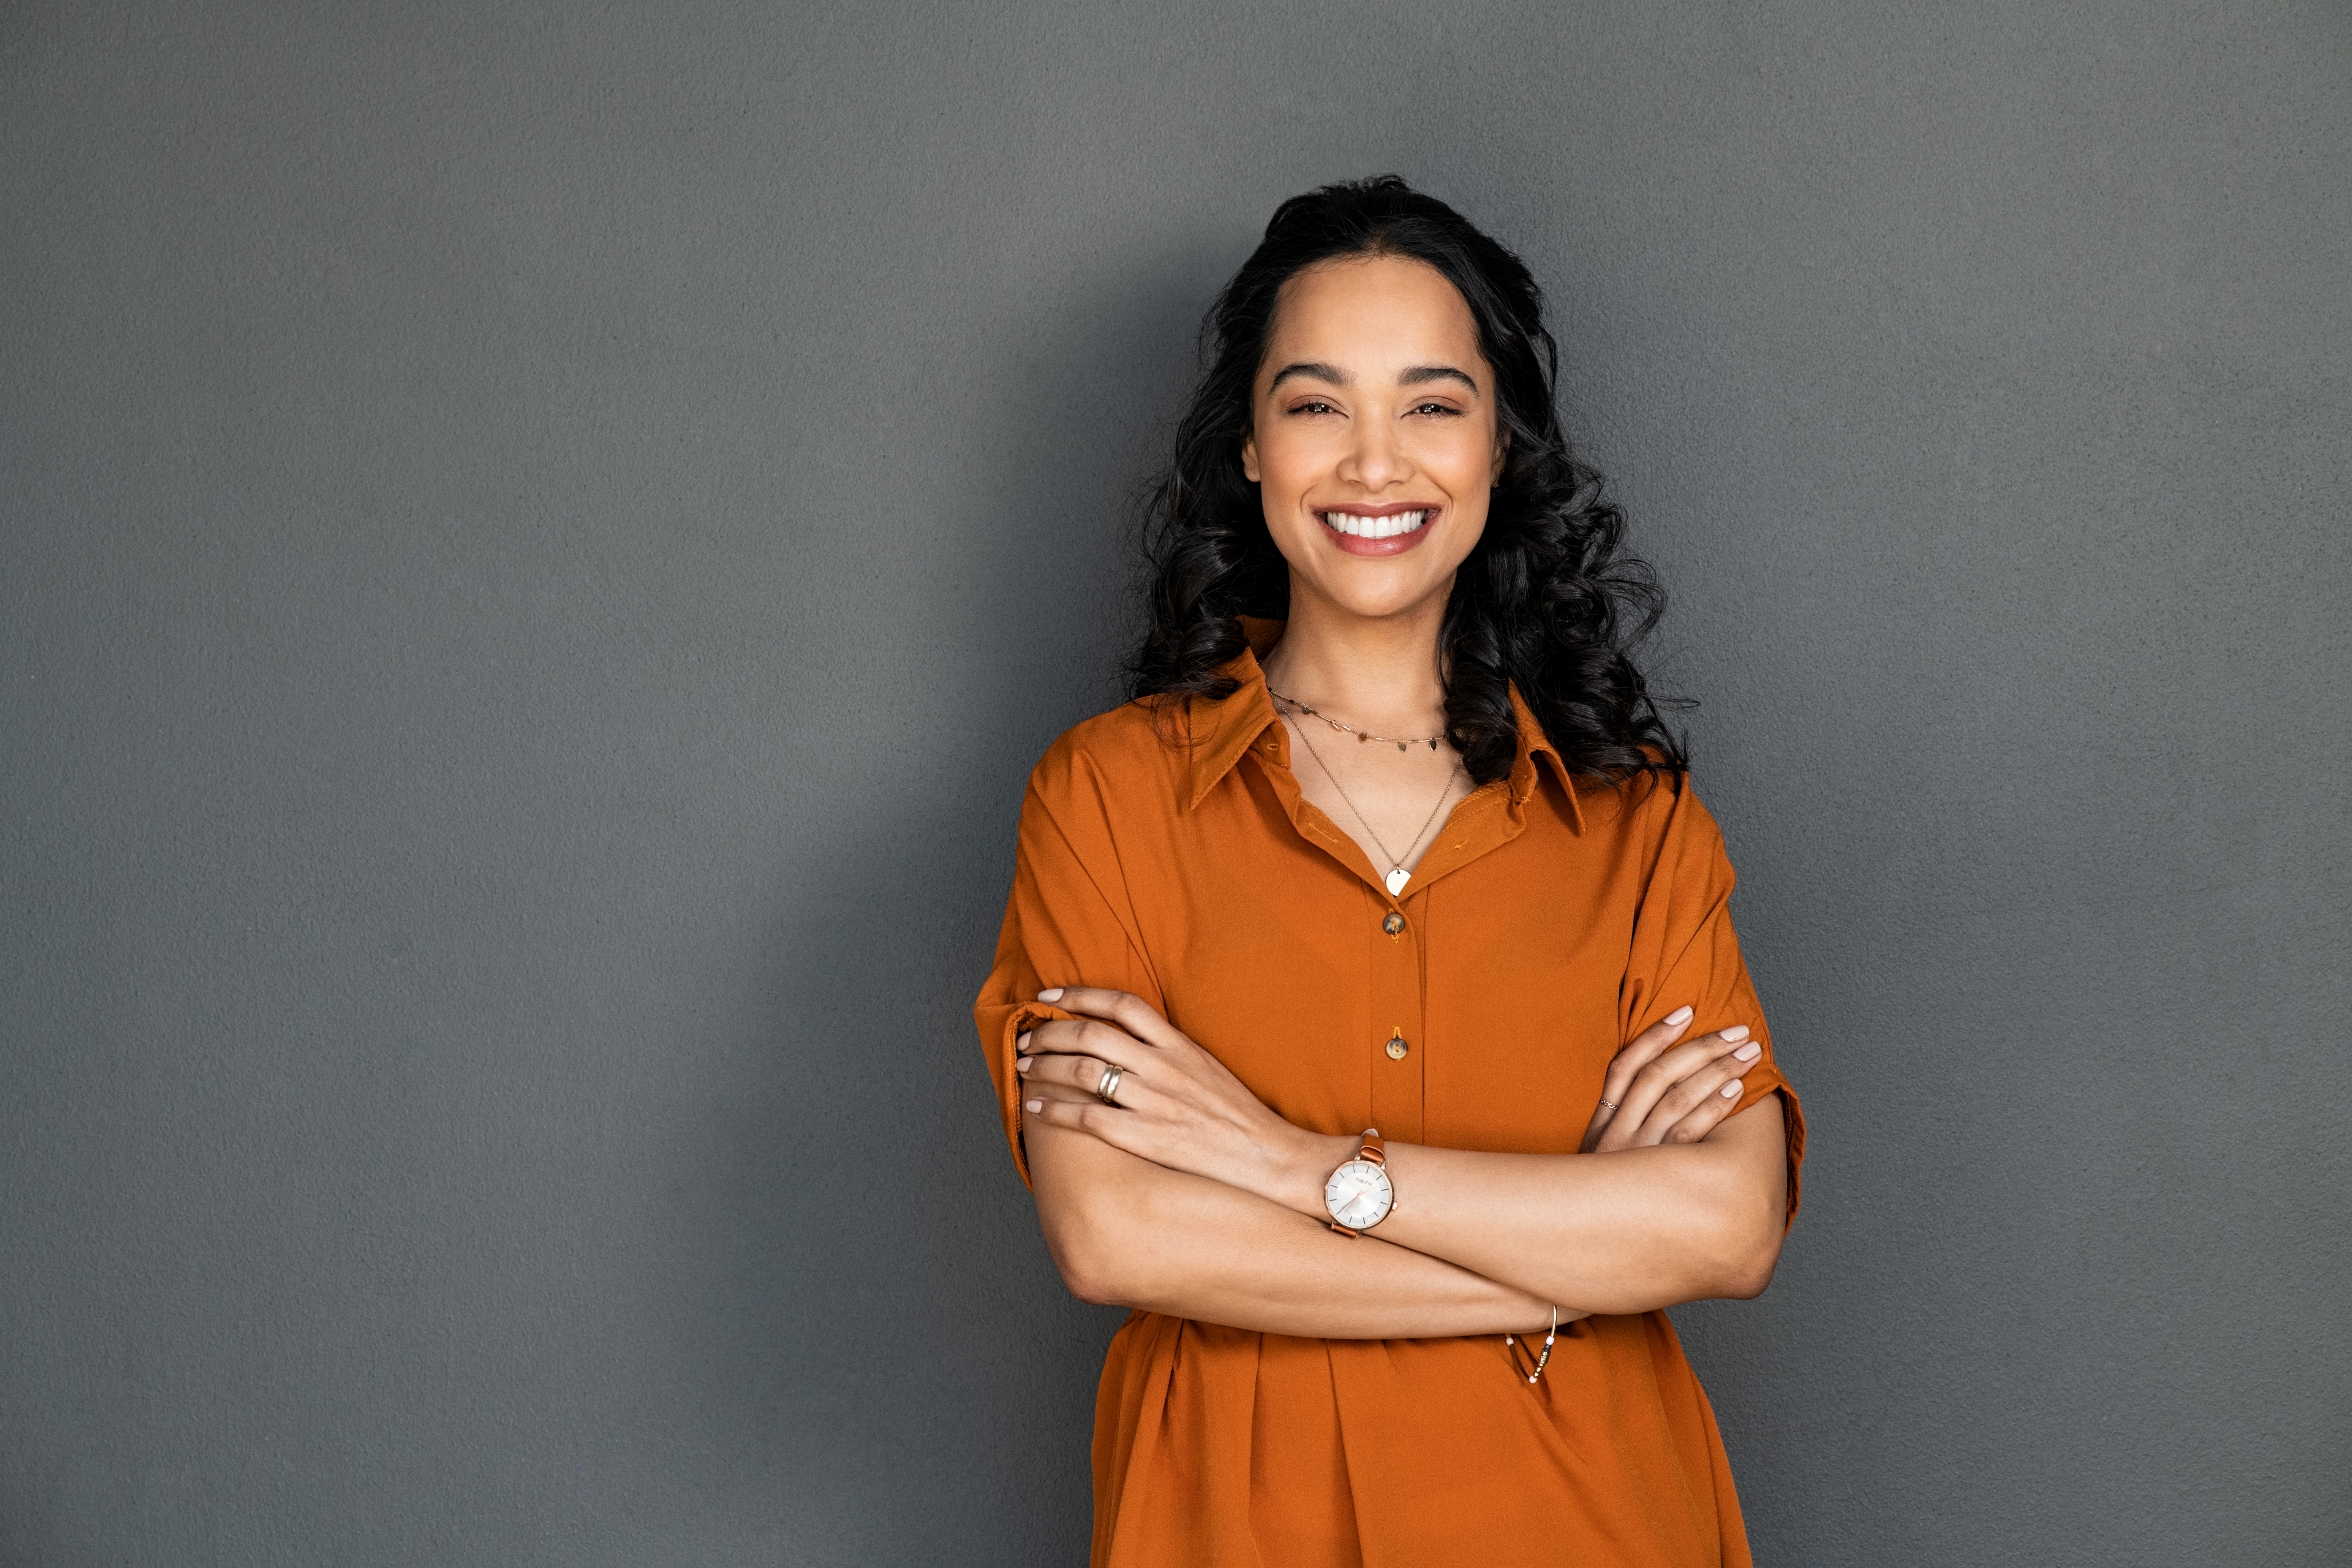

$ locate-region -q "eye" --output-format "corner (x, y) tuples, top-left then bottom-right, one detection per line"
(1409, 401), (1462, 417)
(1287, 399), (1340, 416)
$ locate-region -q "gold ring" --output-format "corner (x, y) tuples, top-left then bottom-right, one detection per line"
(1095, 1065), (1124, 1105)
(1597, 1098), (1619, 1111)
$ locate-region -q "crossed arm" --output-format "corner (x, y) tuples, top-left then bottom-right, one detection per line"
(1017, 988), (1791, 1340)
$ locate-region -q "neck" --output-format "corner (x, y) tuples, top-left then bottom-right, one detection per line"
(1260, 575), (1451, 732)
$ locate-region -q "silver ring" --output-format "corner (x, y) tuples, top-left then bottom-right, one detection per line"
(1597, 1098), (1619, 1112)
(1095, 1065), (1124, 1105)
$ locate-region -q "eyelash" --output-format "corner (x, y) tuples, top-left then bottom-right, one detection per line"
(1284, 401), (1462, 418)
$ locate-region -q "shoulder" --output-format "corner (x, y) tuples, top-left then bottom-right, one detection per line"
(1572, 763), (1729, 860)
(1024, 697), (1192, 817)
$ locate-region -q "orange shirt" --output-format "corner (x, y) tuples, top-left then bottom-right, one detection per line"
(976, 623), (1805, 1567)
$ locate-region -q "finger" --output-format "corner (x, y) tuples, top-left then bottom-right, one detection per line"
(1653, 1072), (1754, 1147)
(1596, 1005), (1697, 1103)
(1016, 1050), (1103, 1092)
(1597, 1027), (1752, 1151)
(1019, 1091), (1146, 1155)
(1622, 1041), (1762, 1149)
(1038, 986), (1188, 1051)
(1608, 1004), (1696, 1077)
(1587, 1010), (1698, 1150)
(1602, 1026), (1746, 1139)
(1021, 1018), (1082, 1054)
(1016, 1047), (1178, 1114)
(1634, 1028), (1753, 1095)
(1020, 1051), (1144, 1102)
(1022, 1081), (1100, 1105)
(1023, 1017), (1152, 1072)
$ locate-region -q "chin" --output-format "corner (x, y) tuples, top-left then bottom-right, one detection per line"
(1317, 574), (1455, 623)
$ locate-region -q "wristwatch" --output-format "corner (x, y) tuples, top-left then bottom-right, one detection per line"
(1324, 1129), (1395, 1235)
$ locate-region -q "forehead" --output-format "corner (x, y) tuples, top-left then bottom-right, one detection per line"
(1262, 254), (1483, 371)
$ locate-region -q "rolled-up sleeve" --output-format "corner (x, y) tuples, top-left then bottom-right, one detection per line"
(1619, 776), (1808, 1224)
(974, 738), (1165, 1188)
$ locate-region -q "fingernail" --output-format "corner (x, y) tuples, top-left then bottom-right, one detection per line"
(1016, 1056), (1032, 1073)
(1720, 1080), (1742, 1099)
(1666, 1005), (1694, 1026)
(1720, 1024), (1750, 1043)
(1024, 1099), (1043, 1113)
(1017, 1032), (1032, 1051)
(1037, 988), (1064, 1003)
(1734, 1042), (1761, 1062)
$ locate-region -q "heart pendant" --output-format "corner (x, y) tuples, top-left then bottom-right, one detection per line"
(1385, 868), (1411, 897)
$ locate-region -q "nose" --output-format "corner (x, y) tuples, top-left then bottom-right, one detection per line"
(1337, 410), (1411, 492)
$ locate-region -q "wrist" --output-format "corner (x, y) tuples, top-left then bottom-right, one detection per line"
(1273, 1128), (1359, 1220)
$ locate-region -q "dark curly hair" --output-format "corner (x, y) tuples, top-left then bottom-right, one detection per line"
(1128, 175), (1686, 788)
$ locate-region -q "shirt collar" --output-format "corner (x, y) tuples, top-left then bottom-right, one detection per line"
(1505, 682), (1584, 831)
(1178, 616), (1585, 833)
(1176, 617), (1284, 812)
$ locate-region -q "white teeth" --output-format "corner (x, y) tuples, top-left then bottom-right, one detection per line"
(1323, 509), (1427, 538)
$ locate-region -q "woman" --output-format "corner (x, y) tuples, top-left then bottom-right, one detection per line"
(975, 177), (1803, 1566)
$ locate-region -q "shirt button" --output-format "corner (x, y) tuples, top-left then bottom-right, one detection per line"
(1385, 1036), (1410, 1061)
(1382, 912), (1405, 936)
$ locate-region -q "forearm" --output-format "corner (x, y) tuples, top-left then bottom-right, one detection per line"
(1012, 988), (1790, 1321)
(1293, 1099), (1791, 1314)
(1028, 1122), (1557, 1339)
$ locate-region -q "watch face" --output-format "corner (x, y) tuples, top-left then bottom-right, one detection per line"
(1325, 1159), (1393, 1230)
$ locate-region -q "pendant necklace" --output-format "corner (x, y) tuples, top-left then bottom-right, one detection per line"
(1282, 702), (1459, 897)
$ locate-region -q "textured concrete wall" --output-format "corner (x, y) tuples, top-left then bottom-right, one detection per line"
(3, 2), (2346, 1562)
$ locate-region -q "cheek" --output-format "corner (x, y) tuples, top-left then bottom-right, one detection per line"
(1424, 421), (1503, 490)
(1249, 423), (1321, 494)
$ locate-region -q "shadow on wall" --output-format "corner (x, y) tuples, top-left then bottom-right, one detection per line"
(659, 240), (1233, 1554)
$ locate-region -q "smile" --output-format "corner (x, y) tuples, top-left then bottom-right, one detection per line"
(1319, 509), (1430, 540)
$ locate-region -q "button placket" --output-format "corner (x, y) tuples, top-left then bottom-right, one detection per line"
(1368, 890), (1425, 1142)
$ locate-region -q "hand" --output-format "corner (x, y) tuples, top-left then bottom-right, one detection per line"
(1016, 987), (1342, 1215)
(1580, 1005), (1764, 1153)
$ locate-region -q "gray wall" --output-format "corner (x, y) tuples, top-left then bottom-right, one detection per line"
(3, 2), (2345, 1562)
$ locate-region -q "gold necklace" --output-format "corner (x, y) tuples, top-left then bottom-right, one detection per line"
(1288, 721), (1460, 898)
(1267, 687), (1446, 752)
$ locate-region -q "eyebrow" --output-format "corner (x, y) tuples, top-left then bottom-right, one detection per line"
(1399, 365), (1480, 392)
(1266, 361), (1348, 392)
(1265, 362), (1482, 394)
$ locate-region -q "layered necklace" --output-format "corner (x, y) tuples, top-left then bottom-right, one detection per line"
(1269, 686), (1461, 898)
(1268, 687), (1446, 752)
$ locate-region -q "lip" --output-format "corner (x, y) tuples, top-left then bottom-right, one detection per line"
(1316, 502), (1442, 558)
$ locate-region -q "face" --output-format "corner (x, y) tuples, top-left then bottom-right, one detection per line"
(1241, 254), (1506, 624)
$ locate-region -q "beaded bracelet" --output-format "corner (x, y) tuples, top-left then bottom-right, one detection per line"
(1505, 1304), (1559, 1386)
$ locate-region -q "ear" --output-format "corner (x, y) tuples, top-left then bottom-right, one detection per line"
(1491, 427), (1510, 484)
(1241, 432), (1261, 484)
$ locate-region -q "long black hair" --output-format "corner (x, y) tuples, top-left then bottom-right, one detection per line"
(1128, 175), (1686, 788)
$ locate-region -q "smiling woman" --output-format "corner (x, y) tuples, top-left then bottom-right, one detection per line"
(976, 177), (1804, 1566)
